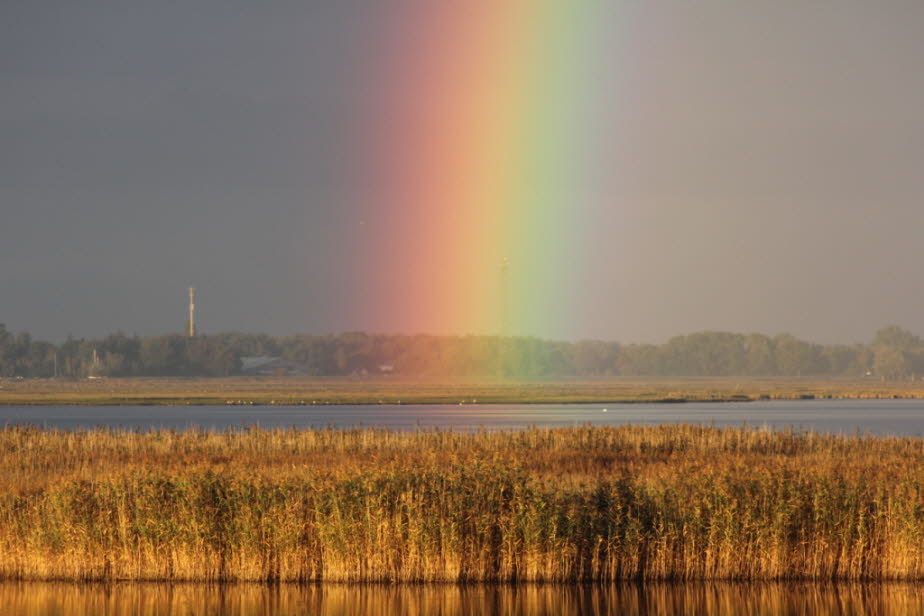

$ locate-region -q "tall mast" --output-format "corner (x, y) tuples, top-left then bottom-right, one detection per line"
(187, 286), (196, 337)
(500, 258), (509, 337)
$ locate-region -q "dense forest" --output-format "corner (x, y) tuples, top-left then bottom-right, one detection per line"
(0, 324), (922, 380)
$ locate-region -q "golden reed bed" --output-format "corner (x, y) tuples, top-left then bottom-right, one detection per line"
(1, 424), (924, 582)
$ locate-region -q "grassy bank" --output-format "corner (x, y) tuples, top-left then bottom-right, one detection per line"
(2, 376), (924, 406)
(1, 425), (924, 582)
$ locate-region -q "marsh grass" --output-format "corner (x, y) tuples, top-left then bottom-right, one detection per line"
(1, 424), (924, 582)
(3, 376), (924, 406)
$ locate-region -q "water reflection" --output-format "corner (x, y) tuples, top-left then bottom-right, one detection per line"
(2, 582), (923, 615)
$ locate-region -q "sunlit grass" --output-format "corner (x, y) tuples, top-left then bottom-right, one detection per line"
(1, 424), (924, 582)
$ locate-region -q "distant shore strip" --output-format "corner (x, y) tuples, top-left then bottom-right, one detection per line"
(4, 377), (924, 406)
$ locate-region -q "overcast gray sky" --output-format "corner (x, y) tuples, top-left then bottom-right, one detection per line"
(3, 1), (924, 344)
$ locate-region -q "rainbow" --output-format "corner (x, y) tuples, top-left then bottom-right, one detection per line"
(358, 2), (616, 338)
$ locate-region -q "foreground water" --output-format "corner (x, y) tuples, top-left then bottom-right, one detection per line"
(2, 398), (924, 435)
(2, 582), (923, 615)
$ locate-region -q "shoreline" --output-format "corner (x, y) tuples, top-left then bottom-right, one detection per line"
(3, 394), (924, 406)
(3, 395), (924, 406)
(2, 376), (924, 406)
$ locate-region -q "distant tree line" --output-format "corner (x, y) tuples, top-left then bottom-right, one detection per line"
(1, 323), (923, 380)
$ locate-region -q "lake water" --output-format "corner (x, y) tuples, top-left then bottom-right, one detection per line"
(2, 398), (924, 435)
(1, 581), (923, 615)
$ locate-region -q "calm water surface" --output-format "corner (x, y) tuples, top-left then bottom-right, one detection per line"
(2, 582), (923, 615)
(2, 398), (924, 435)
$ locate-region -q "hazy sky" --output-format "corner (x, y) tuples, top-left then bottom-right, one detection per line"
(3, 2), (924, 344)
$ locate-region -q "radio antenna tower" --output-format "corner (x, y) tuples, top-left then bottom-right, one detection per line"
(498, 258), (509, 379)
(187, 286), (197, 337)
(500, 258), (509, 337)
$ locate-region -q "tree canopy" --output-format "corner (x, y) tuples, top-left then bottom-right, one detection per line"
(0, 325), (920, 380)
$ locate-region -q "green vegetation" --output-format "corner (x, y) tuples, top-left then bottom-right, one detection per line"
(3, 324), (924, 380)
(2, 425), (924, 582)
